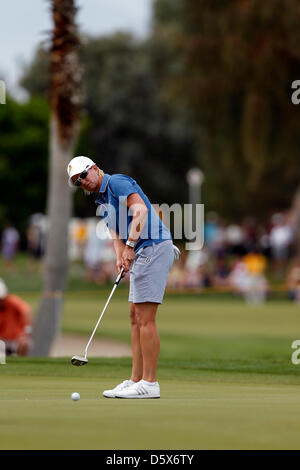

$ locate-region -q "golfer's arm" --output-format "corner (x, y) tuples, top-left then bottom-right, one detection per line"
(127, 193), (148, 243)
(109, 229), (125, 259)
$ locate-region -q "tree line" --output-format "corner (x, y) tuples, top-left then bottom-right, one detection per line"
(1, 0), (300, 236)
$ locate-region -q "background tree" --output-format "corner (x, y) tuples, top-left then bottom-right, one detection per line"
(31, 0), (82, 356)
(152, 0), (300, 220)
(0, 96), (49, 235)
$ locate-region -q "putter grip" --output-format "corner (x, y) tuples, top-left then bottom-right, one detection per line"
(115, 267), (125, 285)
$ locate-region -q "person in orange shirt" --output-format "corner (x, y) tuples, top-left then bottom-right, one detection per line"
(242, 250), (268, 304)
(0, 279), (32, 356)
(243, 252), (267, 275)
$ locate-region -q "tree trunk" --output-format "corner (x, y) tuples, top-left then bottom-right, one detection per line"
(30, 0), (82, 356)
(30, 116), (74, 355)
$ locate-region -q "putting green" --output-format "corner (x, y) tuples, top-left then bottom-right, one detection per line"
(1, 366), (300, 450)
(1, 293), (300, 449)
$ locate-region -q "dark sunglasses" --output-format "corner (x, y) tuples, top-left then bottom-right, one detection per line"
(73, 165), (93, 187)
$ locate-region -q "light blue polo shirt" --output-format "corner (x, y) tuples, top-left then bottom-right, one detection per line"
(95, 173), (172, 253)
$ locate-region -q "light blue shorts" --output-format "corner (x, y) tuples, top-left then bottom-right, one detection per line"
(129, 240), (174, 304)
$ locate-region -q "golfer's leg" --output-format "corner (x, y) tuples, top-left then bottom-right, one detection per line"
(135, 302), (159, 382)
(129, 302), (143, 382)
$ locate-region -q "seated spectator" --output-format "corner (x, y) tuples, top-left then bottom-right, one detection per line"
(0, 279), (32, 356)
(228, 257), (251, 297)
(228, 251), (268, 304)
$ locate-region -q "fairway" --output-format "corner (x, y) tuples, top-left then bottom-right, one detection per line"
(1, 292), (300, 449)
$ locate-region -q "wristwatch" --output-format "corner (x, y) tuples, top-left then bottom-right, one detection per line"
(126, 240), (136, 249)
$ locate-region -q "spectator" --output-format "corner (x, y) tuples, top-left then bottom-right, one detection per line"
(0, 279), (32, 356)
(74, 219), (88, 261)
(258, 225), (271, 259)
(27, 225), (42, 259)
(225, 223), (246, 256)
(84, 220), (116, 283)
(269, 212), (294, 278)
(242, 249), (268, 304)
(204, 212), (219, 251)
(212, 219), (227, 259)
(228, 257), (251, 297)
(26, 213), (45, 261)
(1, 223), (20, 268)
(184, 248), (209, 288)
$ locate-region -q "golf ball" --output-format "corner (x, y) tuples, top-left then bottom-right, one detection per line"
(71, 392), (80, 401)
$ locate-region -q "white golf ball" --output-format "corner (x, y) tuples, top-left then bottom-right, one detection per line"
(71, 392), (80, 401)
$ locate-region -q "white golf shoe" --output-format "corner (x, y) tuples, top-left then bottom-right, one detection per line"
(115, 380), (160, 399)
(103, 380), (136, 398)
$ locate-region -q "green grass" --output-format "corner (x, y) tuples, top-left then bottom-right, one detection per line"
(2, 370), (300, 450)
(1, 288), (300, 449)
(21, 290), (300, 375)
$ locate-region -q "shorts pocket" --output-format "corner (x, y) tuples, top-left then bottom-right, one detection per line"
(135, 245), (153, 264)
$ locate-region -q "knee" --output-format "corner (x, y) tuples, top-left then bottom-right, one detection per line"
(129, 304), (138, 327)
(134, 307), (155, 328)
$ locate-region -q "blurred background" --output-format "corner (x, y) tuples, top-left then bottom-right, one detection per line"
(1, 0), (300, 310)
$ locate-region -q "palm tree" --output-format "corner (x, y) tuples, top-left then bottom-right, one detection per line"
(31, 0), (82, 355)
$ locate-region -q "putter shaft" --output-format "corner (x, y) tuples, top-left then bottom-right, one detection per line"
(71, 267), (125, 366)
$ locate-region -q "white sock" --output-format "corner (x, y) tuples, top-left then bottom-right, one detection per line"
(141, 380), (158, 386)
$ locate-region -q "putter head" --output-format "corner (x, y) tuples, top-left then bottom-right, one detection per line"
(71, 355), (88, 367)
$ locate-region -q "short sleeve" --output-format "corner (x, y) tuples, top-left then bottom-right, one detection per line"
(108, 174), (137, 199)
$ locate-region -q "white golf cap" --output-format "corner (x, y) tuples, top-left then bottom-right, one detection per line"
(67, 156), (96, 180)
(0, 278), (8, 299)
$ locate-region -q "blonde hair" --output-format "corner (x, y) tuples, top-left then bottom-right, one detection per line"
(97, 167), (104, 178)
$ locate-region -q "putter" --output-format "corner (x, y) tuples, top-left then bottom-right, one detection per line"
(71, 267), (125, 366)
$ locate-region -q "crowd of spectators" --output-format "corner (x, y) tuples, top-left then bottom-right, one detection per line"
(168, 211), (297, 303)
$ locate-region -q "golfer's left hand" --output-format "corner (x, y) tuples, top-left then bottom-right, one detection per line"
(121, 246), (135, 273)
